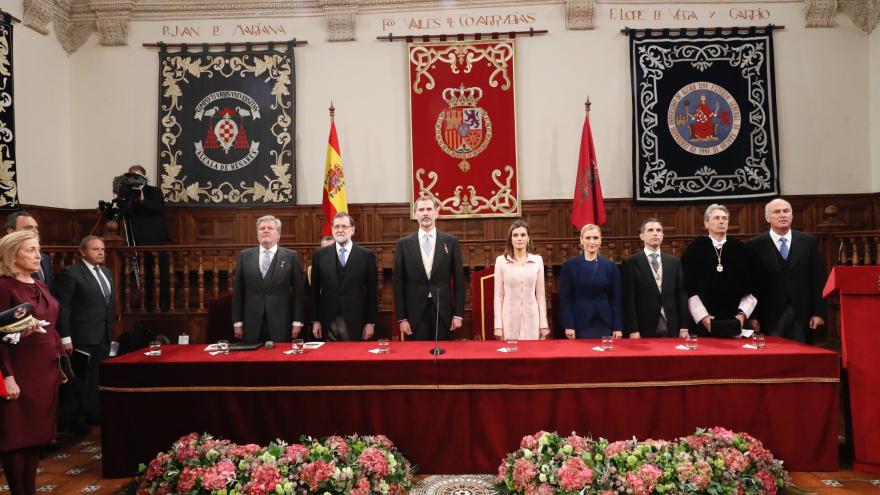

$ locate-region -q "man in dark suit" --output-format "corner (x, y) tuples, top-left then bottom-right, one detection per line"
(310, 212), (378, 341)
(621, 218), (689, 338)
(231, 215), (306, 343)
(54, 236), (114, 434)
(682, 204), (756, 338)
(746, 198), (827, 342)
(393, 196), (465, 341)
(126, 164), (171, 310)
(4, 211), (53, 290)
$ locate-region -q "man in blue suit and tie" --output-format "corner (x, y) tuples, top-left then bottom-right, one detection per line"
(55, 236), (115, 434)
(746, 198), (826, 342)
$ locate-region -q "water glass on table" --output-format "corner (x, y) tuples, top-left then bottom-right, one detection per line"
(752, 334), (765, 349)
(601, 335), (614, 350)
(377, 338), (390, 354)
(292, 339), (304, 354)
(685, 335), (698, 350)
(506, 339), (518, 353)
(148, 340), (162, 356)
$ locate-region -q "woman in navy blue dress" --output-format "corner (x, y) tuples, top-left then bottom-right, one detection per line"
(559, 224), (623, 339)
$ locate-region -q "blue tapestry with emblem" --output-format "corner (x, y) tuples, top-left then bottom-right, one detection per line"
(630, 27), (780, 202)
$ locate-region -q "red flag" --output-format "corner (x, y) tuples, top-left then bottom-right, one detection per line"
(320, 110), (348, 237)
(571, 106), (606, 229)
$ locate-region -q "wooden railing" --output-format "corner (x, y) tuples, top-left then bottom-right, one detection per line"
(40, 231), (877, 342)
(831, 231), (880, 266)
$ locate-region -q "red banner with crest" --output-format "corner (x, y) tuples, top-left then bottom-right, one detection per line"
(407, 41), (520, 218)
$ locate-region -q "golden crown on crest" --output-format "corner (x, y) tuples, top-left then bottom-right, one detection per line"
(442, 84), (483, 108)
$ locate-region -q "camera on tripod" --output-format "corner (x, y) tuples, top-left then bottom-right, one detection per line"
(98, 172), (149, 217)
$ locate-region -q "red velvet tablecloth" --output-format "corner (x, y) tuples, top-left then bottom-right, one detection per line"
(100, 338), (839, 477)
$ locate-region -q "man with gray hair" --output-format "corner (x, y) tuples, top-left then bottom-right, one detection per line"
(746, 198), (826, 342)
(681, 204), (756, 337)
(231, 215), (306, 343)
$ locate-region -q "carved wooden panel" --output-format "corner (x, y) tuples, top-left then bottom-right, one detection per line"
(24, 192), (880, 247)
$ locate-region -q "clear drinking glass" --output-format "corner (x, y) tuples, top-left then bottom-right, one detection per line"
(752, 334), (765, 349)
(601, 336), (614, 350)
(292, 339), (304, 354)
(506, 339), (518, 353)
(685, 335), (699, 350)
(148, 340), (162, 356)
(377, 338), (390, 354)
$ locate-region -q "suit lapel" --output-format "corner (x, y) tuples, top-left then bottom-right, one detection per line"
(430, 232), (444, 281)
(409, 234), (430, 282)
(78, 261), (106, 303)
(634, 254), (658, 293)
(659, 254), (676, 294)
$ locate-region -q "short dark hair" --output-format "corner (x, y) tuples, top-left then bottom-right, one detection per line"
(639, 217), (662, 233)
(332, 211), (355, 227)
(4, 211), (34, 231)
(79, 235), (104, 253)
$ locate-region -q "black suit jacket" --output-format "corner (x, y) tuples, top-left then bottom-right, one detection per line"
(746, 230), (827, 329)
(621, 251), (689, 337)
(130, 184), (170, 245)
(54, 261), (115, 346)
(35, 256), (53, 291)
(393, 231), (465, 340)
(231, 246), (306, 343)
(310, 242), (378, 340)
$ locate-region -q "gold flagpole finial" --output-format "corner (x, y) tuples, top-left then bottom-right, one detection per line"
(585, 96), (592, 114)
(329, 101), (336, 118)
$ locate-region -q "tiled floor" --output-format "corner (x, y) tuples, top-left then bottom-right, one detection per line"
(0, 429), (131, 494)
(1, 429), (879, 494)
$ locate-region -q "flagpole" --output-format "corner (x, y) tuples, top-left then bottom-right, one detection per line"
(585, 95), (591, 115)
(329, 101), (335, 119)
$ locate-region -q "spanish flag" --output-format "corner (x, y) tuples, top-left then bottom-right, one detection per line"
(320, 106), (348, 237)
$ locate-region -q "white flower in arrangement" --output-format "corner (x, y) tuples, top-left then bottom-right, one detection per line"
(387, 453), (398, 469)
(378, 480), (391, 493)
(522, 449), (533, 459)
(539, 473), (548, 482)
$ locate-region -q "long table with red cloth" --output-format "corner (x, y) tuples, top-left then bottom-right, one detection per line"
(99, 338), (839, 477)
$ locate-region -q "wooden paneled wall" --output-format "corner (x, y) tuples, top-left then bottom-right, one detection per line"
(16, 193), (880, 344)
(22, 193), (880, 247)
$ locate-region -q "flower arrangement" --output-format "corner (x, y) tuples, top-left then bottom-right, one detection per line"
(497, 427), (791, 495)
(136, 432), (413, 495)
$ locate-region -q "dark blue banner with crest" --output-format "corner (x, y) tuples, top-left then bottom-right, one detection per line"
(0, 13), (20, 210)
(158, 42), (296, 206)
(630, 26), (780, 203)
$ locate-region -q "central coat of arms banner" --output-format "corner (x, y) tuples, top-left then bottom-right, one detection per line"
(407, 41), (520, 218)
(158, 42), (296, 206)
(630, 27), (780, 203)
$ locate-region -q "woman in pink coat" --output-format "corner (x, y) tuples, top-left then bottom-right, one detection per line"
(493, 221), (549, 340)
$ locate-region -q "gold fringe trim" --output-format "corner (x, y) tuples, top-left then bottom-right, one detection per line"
(100, 377), (838, 394)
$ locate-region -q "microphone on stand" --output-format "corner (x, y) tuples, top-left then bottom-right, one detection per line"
(430, 287), (445, 356)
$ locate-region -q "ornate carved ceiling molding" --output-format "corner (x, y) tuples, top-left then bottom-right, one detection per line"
(322, 3), (358, 41)
(54, 17), (93, 52)
(23, 0), (57, 34)
(804, 0), (838, 27)
(565, 0), (595, 29)
(838, 0), (880, 33)
(90, 0), (133, 45)
(18, 0), (880, 54)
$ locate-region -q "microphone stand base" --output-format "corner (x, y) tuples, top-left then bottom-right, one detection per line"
(429, 347), (446, 356)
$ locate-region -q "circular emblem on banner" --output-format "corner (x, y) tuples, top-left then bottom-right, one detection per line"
(435, 85), (492, 170)
(193, 91), (262, 172)
(667, 82), (741, 156)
